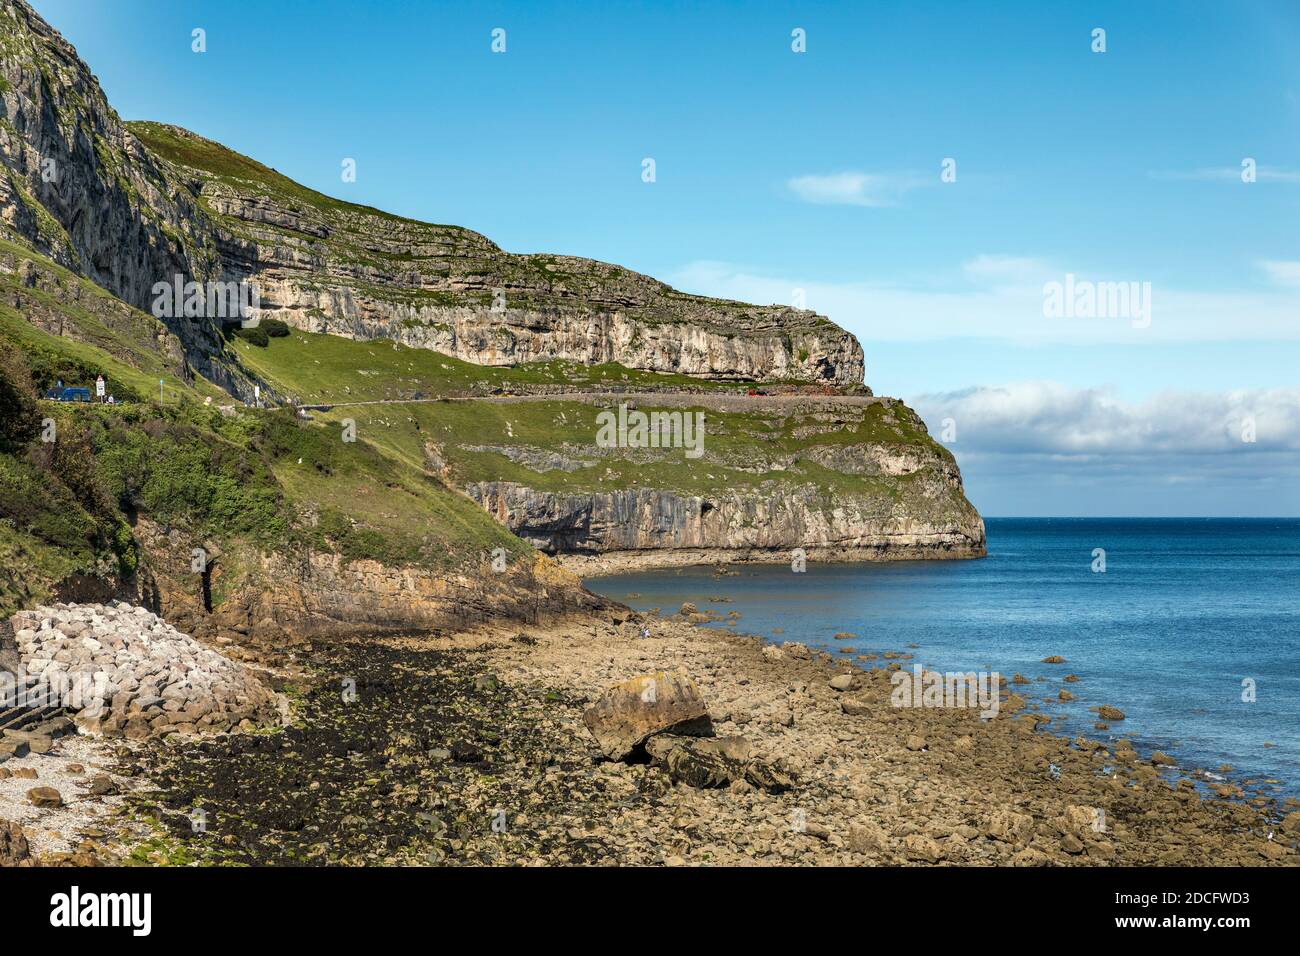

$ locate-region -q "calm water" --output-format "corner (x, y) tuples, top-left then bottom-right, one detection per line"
(588, 518), (1300, 797)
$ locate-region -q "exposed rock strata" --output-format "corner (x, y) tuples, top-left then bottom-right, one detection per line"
(1, 0), (864, 389)
(126, 519), (611, 647)
(467, 484), (985, 563)
(0, 1), (242, 390)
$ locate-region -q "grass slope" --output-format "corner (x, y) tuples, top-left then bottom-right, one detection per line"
(233, 328), (967, 526)
(0, 341), (527, 619)
(235, 328), (760, 403)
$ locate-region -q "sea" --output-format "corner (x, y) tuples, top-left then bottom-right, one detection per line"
(587, 518), (1300, 798)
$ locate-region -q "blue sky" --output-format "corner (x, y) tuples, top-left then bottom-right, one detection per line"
(32, 0), (1300, 515)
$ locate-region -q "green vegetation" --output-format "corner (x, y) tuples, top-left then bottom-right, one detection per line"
(233, 324), (269, 347)
(0, 332), (527, 618)
(128, 121), (459, 228)
(228, 317), (292, 348)
(234, 327), (771, 404)
(220, 328), (959, 518)
(0, 234), (227, 404)
(316, 396), (954, 503)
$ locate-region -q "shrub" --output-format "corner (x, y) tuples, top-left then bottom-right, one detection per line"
(234, 324), (269, 347)
(261, 318), (291, 337)
(0, 350), (41, 453)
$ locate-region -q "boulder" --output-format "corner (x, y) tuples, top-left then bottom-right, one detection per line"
(663, 745), (734, 789)
(848, 821), (887, 854)
(1096, 705), (1126, 721)
(840, 696), (871, 716)
(582, 671), (712, 760)
(743, 759), (795, 794)
(1058, 805), (1099, 840)
(902, 834), (943, 863)
(0, 819), (33, 867)
(986, 808), (1036, 845)
(828, 674), (854, 691)
(27, 786), (63, 808)
(1011, 847), (1050, 867)
(645, 735), (792, 793)
(645, 734), (751, 764)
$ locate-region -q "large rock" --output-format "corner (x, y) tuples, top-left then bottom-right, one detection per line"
(663, 745), (735, 790)
(26, 786), (62, 808)
(582, 671), (712, 760)
(0, 819), (33, 867)
(645, 735), (794, 794)
(986, 808), (1036, 846)
(645, 734), (751, 764)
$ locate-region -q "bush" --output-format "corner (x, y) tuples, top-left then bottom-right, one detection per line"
(234, 324), (269, 347)
(0, 333), (143, 403)
(261, 318), (291, 337)
(0, 350), (41, 453)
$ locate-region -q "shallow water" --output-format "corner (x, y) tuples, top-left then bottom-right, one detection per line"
(588, 518), (1300, 797)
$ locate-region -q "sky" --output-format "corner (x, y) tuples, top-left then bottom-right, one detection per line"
(32, 0), (1300, 515)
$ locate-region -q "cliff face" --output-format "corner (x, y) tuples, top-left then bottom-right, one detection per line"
(0, 1), (863, 388)
(325, 392), (987, 568)
(0, 0), (985, 596)
(0, 1), (247, 389)
(130, 520), (608, 647)
(128, 122), (864, 386)
(466, 482), (986, 566)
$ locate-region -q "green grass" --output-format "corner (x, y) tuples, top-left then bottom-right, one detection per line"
(128, 121), (464, 229)
(294, 390), (966, 539)
(0, 329), (531, 619)
(0, 234), (227, 403)
(233, 328), (761, 403)
(221, 327), (963, 517)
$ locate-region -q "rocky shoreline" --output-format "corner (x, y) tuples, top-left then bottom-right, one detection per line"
(560, 543), (987, 577)
(4, 600), (1293, 867)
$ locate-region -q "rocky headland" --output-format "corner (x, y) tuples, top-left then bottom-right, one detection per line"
(11, 0), (1281, 872)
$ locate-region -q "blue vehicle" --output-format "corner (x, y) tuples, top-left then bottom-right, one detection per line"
(43, 386), (93, 402)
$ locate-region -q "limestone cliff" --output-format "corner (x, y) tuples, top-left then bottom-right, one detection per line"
(128, 122), (864, 386)
(0, 0), (985, 594)
(466, 482), (985, 570)
(1, 0), (863, 388)
(0, 0), (245, 390)
(338, 393), (987, 568)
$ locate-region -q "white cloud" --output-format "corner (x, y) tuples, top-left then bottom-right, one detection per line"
(1148, 166), (1300, 183)
(670, 259), (1300, 345)
(1259, 259), (1300, 288)
(911, 382), (1300, 457)
(960, 255), (1052, 289)
(786, 171), (923, 207)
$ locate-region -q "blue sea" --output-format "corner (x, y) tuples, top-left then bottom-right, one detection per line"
(588, 518), (1300, 798)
